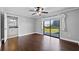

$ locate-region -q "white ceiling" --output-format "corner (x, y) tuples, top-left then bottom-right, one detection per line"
(0, 7), (78, 19)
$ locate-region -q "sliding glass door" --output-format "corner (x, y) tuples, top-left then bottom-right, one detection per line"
(51, 19), (60, 38)
(43, 19), (60, 38)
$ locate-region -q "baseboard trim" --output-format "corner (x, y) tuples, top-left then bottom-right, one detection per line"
(34, 32), (43, 35)
(8, 35), (18, 39)
(7, 32), (41, 39)
(60, 37), (79, 44)
(7, 33), (79, 44)
(18, 32), (36, 36)
(5, 33), (79, 46)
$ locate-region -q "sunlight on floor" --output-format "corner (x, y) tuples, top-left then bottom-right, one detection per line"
(42, 35), (61, 51)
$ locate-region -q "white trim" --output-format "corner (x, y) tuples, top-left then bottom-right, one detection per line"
(18, 32), (35, 37)
(7, 32), (43, 39)
(0, 41), (1, 47)
(7, 35), (18, 39)
(60, 37), (79, 44)
(4, 13), (8, 43)
(34, 32), (43, 35)
(8, 32), (36, 39)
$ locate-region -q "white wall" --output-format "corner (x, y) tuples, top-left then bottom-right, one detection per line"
(35, 19), (43, 34)
(0, 13), (1, 47)
(35, 9), (79, 43)
(0, 13), (1, 43)
(1, 8), (79, 43)
(18, 17), (35, 36)
(60, 9), (79, 42)
(6, 13), (35, 38)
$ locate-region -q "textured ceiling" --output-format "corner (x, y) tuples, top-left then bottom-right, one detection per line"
(0, 7), (78, 19)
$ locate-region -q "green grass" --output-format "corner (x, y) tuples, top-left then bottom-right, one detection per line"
(44, 28), (59, 33)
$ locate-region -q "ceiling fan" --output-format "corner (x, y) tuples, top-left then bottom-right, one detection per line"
(29, 7), (48, 16)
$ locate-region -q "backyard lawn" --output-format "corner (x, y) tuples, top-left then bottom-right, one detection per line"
(44, 28), (59, 33)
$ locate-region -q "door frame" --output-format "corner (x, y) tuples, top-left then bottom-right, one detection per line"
(43, 19), (60, 39)
(4, 13), (8, 42)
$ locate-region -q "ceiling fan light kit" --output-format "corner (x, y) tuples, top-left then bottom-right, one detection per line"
(29, 7), (48, 16)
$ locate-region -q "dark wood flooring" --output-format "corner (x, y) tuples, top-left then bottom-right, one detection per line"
(0, 33), (79, 51)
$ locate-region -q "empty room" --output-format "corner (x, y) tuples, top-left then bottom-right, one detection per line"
(0, 7), (79, 51)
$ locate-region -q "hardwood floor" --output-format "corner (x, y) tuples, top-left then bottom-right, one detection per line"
(1, 33), (79, 51)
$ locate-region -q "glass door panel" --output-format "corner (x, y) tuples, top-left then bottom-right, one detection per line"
(43, 20), (50, 36)
(51, 19), (60, 38)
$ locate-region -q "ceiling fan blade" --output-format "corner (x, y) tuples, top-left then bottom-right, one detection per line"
(42, 11), (48, 14)
(32, 13), (36, 15)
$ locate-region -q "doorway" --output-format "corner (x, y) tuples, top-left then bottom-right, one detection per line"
(43, 18), (60, 38)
